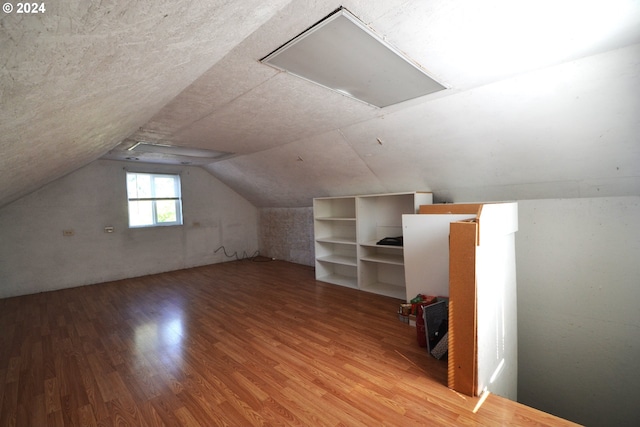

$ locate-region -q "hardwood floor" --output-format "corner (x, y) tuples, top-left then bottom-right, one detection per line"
(0, 260), (578, 426)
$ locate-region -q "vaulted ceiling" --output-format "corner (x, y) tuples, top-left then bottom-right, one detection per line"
(1, 0), (639, 208)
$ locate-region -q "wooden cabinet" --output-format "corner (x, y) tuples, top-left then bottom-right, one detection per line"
(313, 192), (432, 299)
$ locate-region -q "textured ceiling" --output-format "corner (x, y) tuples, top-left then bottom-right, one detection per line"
(1, 0), (639, 208)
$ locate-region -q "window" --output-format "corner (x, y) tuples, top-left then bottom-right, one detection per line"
(126, 172), (183, 228)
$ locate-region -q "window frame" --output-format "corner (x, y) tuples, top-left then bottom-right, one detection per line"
(126, 172), (183, 228)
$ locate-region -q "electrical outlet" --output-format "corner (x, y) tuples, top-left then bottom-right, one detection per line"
(62, 229), (74, 236)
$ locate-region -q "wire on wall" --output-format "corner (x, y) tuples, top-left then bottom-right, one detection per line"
(214, 246), (271, 262)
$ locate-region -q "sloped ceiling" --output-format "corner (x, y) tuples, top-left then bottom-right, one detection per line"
(1, 0), (639, 208)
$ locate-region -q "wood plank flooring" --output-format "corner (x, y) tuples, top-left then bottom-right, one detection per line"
(0, 260), (578, 426)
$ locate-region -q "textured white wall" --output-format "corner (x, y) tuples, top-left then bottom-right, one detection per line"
(0, 160), (258, 298)
(516, 196), (640, 426)
(258, 207), (314, 266)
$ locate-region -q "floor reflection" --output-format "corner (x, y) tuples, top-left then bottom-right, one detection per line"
(134, 310), (185, 370)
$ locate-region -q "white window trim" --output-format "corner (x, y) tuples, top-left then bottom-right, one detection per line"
(126, 172), (183, 228)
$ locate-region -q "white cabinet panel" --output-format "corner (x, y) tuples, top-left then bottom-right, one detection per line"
(402, 214), (475, 299)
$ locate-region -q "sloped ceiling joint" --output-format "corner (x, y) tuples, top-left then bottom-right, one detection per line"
(173, 71), (286, 138)
(337, 127), (391, 192)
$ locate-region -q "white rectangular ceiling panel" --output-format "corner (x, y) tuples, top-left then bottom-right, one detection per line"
(261, 7), (446, 107)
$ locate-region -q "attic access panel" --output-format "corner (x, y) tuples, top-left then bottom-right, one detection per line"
(101, 142), (234, 166)
(260, 7), (446, 108)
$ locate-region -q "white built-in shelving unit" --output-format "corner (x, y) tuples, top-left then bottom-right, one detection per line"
(313, 192), (432, 299)
(313, 196), (358, 289)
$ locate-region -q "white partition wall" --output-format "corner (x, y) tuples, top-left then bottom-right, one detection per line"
(402, 213), (476, 300)
(473, 203), (518, 399)
(403, 202), (518, 400)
